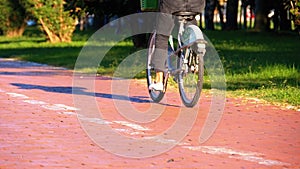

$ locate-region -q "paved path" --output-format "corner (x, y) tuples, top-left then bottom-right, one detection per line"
(0, 58), (299, 169)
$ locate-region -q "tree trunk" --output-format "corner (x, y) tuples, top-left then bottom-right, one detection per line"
(226, 0), (239, 30)
(5, 23), (26, 37)
(254, 0), (268, 31)
(39, 18), (61, 43)
(6, 30), (23, 37)
(205, 0), (217, 30)
(279, 1), (292, 31)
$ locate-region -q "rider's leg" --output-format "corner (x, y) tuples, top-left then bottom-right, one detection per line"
(149, 13), (174, 91)
(155, 71), (164, 84)
(149, 32), (170, 91)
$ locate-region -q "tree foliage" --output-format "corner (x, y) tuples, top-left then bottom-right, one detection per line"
(84, 0), (139, 28)
(289, 0), (300, 32)
(22, 0), (78, 42)
(0, 0), (27, 37)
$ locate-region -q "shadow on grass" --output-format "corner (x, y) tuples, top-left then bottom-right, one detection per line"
(0, 39), (45, 44)
(218, 49), (300, 75)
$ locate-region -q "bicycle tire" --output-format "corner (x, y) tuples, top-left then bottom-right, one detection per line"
(177, 25), (205, 107)
(146, 32), (165, 103)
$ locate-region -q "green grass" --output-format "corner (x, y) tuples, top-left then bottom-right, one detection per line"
(0, 27), (299, 108)
(205, 31), (299, 107)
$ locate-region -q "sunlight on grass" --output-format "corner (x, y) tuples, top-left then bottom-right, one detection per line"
(230, 86), (300, 108)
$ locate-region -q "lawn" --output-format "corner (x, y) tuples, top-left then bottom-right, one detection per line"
(205, 31), (299, 107)
(0, 27), (299, 108)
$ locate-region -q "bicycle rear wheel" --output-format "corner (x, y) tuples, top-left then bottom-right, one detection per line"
(146, 32), (165, 102)
(177, 25), (205, 107)
(178, 49), (204, 107)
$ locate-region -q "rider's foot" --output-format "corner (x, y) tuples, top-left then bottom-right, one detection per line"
(149, 82), (164, 91)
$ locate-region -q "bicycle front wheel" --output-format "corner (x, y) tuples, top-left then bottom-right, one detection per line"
(146, 32), (165, 103)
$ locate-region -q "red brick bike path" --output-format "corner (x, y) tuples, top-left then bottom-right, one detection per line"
(0, 58), (299, 168)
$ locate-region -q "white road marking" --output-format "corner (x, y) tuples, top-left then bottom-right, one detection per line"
(53, 104), (79, 111)
(59, 111), (77, 116)
(41, 104), (79, 111)
(6, 92), (29, 99)
(4, 90), (148, 133)
(230, 155), (289, 166)
(113, 120), (151, 131)
(184, 145), (261, 156)
(128, 131), (145, 135)
(145, 136), (177, 144)
(41, 104), (69, 111)
(79, 117), (112, 125)
(23, 100), (46, 105)
(182, 146), (290, 166)
(13, 94), (149, 133)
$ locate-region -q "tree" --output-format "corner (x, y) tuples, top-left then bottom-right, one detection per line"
(289, 0), (300, 33)
(0, 0), (27, 37)
(22, 0), (78, 43)
(253, 0), (268, 31)
(278, 0), (292, 31)
(205, 0), (217, 30)
(226, 0), (239, 30)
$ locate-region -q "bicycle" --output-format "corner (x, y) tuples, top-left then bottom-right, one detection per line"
(146, 11), (207, 107)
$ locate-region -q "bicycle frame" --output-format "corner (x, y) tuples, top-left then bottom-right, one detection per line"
(166, 19), (206, 77)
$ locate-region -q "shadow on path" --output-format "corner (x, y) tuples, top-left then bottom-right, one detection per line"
(11, 83), (151, 103)
(0, 71), (63, 76)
